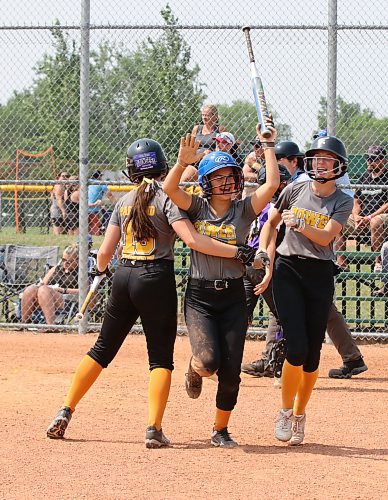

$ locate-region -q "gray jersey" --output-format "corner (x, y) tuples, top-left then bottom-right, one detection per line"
(109, 184), (186, 261)
(186, 195), (256, 279)
(275, 181), (353, 260)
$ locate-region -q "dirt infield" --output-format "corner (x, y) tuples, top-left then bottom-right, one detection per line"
(1, 331), (387, 500)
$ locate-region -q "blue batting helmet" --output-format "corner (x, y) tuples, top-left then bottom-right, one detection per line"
(198, 151), (243, 197)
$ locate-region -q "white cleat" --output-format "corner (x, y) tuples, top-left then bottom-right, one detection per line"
(289, 414), (306, 446)
(274, 408), (293, 442)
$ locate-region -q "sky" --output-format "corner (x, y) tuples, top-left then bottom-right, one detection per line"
(0, 0), (387, 147)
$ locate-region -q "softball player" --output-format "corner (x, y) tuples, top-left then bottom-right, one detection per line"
(163, 122), (279, 448)
(260, 136), (353, 445)
(46, 138), (255, 448)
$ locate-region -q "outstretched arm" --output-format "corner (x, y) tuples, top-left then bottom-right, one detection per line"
(173, 219), (257, 264)
(163, 134), (203, 210)
(250, 119), (280, 215)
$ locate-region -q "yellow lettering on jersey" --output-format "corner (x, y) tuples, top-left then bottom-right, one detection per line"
(119, 205), (155, 217)
(291, 207), (330, 229)
(193, 221), (237, 244)
(120, 205), (156, 259)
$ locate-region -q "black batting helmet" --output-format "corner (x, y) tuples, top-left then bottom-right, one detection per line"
(304, 136), (348, 183)
(275, 141), (304, 159)
(257, 164), (291, 201)
(126, 138), (168, 183)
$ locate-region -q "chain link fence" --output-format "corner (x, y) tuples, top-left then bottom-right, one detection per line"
(0, 0), (387, 340)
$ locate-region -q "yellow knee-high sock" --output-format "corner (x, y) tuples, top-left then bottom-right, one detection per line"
(293, 369), (319, 415)
(148, 368), (171, 430)
(63, 355), (103, 411)
(281, 360), (303, 409)
(214, 409), (232, 431)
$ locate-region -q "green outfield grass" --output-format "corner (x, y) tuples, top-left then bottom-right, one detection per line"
(0, 227), (104, 251)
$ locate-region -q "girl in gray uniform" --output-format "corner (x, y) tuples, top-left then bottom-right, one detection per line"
(260, 136), (353, 445)
(163, 124), (279, 448)
(47, 138), (254, 448)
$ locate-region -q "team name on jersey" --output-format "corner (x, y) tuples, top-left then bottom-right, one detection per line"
(119, 205), (156, 216)
(291, 207), (330, 229)
(194, 220), (237, 244)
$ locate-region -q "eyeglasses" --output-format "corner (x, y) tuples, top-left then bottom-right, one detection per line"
(367, 156), (382, 162)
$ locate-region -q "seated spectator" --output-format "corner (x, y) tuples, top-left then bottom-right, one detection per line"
(374, 240), (388, 296)
(20, 244), (79, 325)
(242, 137), (265, 197)
(88, 170), (114, 235)
(65, 175), (80, 236)
(76, 234), (96, 273)
(50, 171), (69, 235)
(180, 104), (226, 183)
(336, 145), (388, 271)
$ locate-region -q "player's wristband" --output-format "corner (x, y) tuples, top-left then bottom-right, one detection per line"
(261, 142), (275, 148)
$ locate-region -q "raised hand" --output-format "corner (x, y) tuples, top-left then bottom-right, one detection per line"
(256, 113), (277, 143)
(177, 134), (203, 168)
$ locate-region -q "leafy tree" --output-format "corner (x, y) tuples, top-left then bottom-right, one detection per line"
(0, 6), (205, 171)
(217, 100), (292, 154)
(313, 96), (388, 154)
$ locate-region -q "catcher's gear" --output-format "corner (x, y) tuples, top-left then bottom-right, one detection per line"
(252, 249), (270, 269)
(235, 245), (256, 265)
(126, 138), (168, 183)
(304, 136), (348, 183)
(198, 151), (244, 197)
(268, 338), (287, 379)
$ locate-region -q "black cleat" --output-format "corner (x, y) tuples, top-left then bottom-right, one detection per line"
(241, 358), (274, 378)
(145, 426), (171, 449)
(328, 357), (368, 379)
(211, 427), (238, 448)
(47, 406), (73, 439)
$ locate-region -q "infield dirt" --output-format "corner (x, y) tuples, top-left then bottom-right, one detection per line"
(1, 331), (387, 499)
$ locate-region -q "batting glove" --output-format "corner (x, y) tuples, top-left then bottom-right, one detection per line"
(90, 265), (112, 280)
(235, 245), (257, 265)
(252, 249), (270, 269)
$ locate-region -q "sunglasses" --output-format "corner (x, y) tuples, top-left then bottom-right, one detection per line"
(367, 156), (382, 162)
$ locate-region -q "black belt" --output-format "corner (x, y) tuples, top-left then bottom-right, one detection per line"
(189, 277), (242, 291)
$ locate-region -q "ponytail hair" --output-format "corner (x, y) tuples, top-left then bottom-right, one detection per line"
(122, 176), (158, 241)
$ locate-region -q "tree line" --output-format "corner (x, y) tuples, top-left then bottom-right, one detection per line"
(0, 5), (386, 176)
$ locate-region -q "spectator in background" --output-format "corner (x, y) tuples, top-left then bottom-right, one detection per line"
(50, 171), (69, 235)
(77, 234), (96, 273)
(274, 141), (305, 182)
(20, 244), (79, 325)
(242, 137), (266, 198)
(336, 145), (388, 272)
(88, 170), (114, 235)
(180, 104), (226, 183)
(374, 240), (388, 296)
(64, 175), (80, 236)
